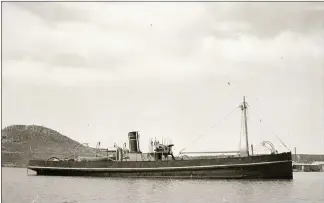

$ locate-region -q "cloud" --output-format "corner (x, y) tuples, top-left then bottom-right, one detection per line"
(8, 2), (89, 24)
(205, 2), (324, 37)
(2, 2), (324, 98)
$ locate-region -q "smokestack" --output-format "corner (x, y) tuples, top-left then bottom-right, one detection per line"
(128, 131), (140, 153)
(251, 144), (254, 156)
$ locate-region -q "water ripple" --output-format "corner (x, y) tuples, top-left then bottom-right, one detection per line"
(2, 168), (324, 203)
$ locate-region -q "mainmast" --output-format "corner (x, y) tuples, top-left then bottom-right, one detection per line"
(241, 96), (250, 156)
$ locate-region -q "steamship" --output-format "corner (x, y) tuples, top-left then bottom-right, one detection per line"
(27, 97), (293, 179)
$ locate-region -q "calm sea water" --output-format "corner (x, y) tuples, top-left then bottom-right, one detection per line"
(2, 167), (324, 203)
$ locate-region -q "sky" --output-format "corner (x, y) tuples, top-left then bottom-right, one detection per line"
(2, 2), (324, 155)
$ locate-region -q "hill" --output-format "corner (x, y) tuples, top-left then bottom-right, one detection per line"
(1, 125), (97, 167)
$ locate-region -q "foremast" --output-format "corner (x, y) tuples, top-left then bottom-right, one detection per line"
(240, 96), (250, 156)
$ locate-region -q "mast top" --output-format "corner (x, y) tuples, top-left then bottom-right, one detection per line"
(240, 96), (248, 111)
(243, 96), (247, 106)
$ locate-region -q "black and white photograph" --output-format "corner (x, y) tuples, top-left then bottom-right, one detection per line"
(1, 1), (324, 203)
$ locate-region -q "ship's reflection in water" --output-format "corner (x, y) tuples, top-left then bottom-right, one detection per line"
(2, 167), (324, 203)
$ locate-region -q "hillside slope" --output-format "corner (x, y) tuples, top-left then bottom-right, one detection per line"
(1, 125), (96, 167)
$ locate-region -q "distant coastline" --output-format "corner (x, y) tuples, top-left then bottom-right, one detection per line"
(2, 124), (324, 168)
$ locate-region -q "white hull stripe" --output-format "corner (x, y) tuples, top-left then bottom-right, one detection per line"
(28, 160), (292, 172)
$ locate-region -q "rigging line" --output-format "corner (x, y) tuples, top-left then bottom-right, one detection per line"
(248, 101), (291, 153)
(238, 109), (244, 152)
(179, 105), (241, 154)
(272, 132), (291, 152)
(259, 118), (291, 152)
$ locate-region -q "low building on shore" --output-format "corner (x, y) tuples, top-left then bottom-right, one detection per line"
(293, 162), (323, 172)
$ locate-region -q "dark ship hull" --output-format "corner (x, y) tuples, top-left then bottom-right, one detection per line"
(28, 152), (293, 179)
